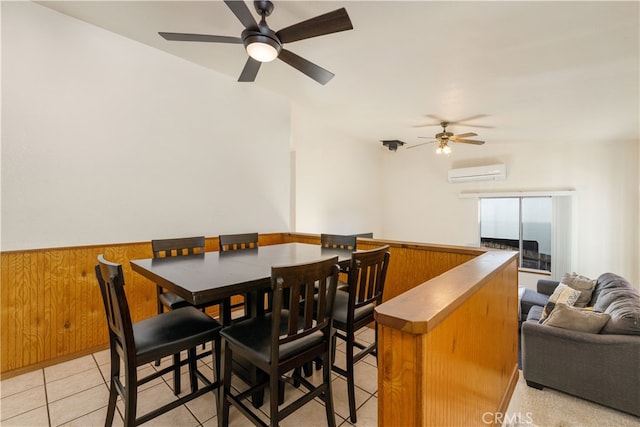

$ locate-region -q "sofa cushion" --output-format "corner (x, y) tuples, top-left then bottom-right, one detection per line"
(591, 273), (640, 335)
(560, 272), (596, 308)
(541, 303), (610, 333)
(526, 305), (544, 322)
(599, 294), (640, 335)
(539, 284), (581, 323)
(591, 273), (635, 306)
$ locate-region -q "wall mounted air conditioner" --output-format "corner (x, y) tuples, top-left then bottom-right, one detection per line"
(448, 164), (506, 183)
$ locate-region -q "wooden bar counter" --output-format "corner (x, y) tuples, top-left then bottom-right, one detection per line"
(372, 243), (519, 427)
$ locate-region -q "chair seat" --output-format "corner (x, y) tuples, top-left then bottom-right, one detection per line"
(134, 306), (221, 364)
(331, 291), (375, 331)
(158, 291), (192, 310)
(220, 311), (325, 365)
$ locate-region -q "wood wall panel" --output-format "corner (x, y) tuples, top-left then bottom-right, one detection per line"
(376, 253), (519, 427)
(357, 240), (480, 302)
(0, 234), (287, 376)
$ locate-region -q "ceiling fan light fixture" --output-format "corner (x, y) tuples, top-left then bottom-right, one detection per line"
(244, 33), (281, 62)
(436, 142), (451, 155)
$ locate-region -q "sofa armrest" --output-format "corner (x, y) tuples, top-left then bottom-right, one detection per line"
(521, 321), (640, 416)
(536, 279), (559, 296)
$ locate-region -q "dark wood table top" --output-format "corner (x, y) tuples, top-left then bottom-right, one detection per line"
(130, 242), (351, 306)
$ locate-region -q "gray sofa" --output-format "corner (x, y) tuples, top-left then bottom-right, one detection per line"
(521, 272), (640, 417)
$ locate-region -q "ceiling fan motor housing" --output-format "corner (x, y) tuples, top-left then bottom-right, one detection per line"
(242, 1), (281, 60)
(254, 0), (274, 17)
(241, 28), (282, 53)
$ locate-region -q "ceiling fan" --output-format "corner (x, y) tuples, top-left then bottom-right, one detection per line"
(407, 122), (485, 154)
(159, 0), (353, 85)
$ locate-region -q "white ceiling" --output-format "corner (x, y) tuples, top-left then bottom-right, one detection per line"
(38, 1), (640, 149)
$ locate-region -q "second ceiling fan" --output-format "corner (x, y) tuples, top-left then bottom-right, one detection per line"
(408, 122), (485, 154)
(159, 0), (353, 85)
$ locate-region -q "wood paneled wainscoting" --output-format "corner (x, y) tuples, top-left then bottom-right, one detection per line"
(0, 233), (285, 377)
(2, 232), (519, 427)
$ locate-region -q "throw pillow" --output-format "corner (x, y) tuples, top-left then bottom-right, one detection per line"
(542, 303), (611, 333)
(560, 272), (596, 308)
(538, 283), (581, 323)
(539, 301), (556, 323)
(549, 283), (582, 305)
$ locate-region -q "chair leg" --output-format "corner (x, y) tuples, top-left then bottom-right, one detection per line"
(302, 361), (312, 377)
(172, 353), (181, 396)
(188, 348), (198, 393)
(323, 349), (337, 427)
(213, 336), (221, 383)
(123, 364), (138, 427)
(331, 335), (337, 364)
(155, 299), (164, 366)
(105, 351), (120, 427)
(219, 343), (232, 427)
(212, 337), (221, 415)
(269, 365), (280, 427)
(346, 334), (357, 423)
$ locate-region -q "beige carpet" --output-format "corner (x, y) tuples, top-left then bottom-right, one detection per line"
(506, 371), (639, 427)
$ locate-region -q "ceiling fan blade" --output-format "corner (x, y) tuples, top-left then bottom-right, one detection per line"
(455, 139), (485, 145)
(455, 123), (494, 129)
(452, 132), (477, 139)
(276, 8), (353, 44)
(417, 114), (494, 128)
(159, 32), (242, 43)
(412, 123), (442, 128)
(407, 140), (436, 149)
(238, 57), (261, 82)
(453, 114), (489, 124)
(278, 49), (334, 85)
(224, 0), (258, 29)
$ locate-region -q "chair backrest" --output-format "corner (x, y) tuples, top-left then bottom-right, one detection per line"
(219, 232), (259, 252)
(270, 257), (340, 361)
(151, 236), (205, 258)
(320, 233), (357, 251)
(95, 255), (135, 357)
(347, 245), (391, 312)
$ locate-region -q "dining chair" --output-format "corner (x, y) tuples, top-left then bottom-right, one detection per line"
(219, 256), (340, 427)
(152, 236), (206, 315)
(320, 233), (357, 251)
(95, 255), (221, 427)
(218, 232), (259, 322)
(152, 236), (218, 366)
(331, 245), (390, 423)
(219, 232), (259, 252)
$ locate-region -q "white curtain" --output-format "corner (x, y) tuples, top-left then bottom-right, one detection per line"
(551, 195), (574, 280)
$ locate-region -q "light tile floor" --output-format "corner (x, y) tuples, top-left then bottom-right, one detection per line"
(2, 326), (639, 426)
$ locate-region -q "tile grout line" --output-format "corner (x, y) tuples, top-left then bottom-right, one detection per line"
(41, 368), (52, 427)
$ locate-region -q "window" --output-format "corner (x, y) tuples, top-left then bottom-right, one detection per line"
(480, 197), (552, 272)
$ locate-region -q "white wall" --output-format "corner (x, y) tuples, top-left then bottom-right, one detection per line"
(3, 3), (638, 288)
(291, 104), (383, 236)
(1, 2), (291, 250)
(381, 139), (639, 285)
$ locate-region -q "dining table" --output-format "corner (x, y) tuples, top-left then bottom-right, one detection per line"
(130, 242), (352, 324)
(130, 242), (352, 407)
